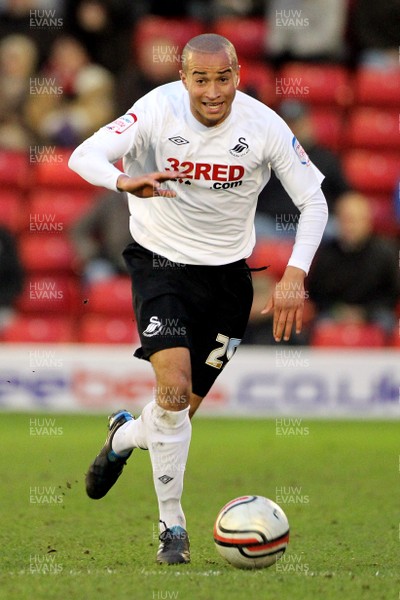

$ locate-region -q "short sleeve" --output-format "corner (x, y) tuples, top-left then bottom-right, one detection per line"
(267, 114), (324, 208)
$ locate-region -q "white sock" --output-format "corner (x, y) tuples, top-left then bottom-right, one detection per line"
(112, 401), (191, 531)
(111, 407), (151, 454)
(146, 403), (191, 531)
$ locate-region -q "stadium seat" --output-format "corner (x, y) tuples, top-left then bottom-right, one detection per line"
(26, 188), (98, 231)
(344, 108), (399, 151)
(0, 190), (24, 232)
(238, 61), (276, 106)
(343, 150), (400, 194)
(213, 17), (267, 60)
(16, 275), (81, 314)
(354, 67), (400, 107)
(389, 330), (400, 348)
(83, 276), (133, 315)
(19, 233), (76, 273)
(0, 150), (29, 188)
(78, 314), (140, 344)
(249, 240), (293, 279)
(277, 63), (351, 106)
(309, 108), (344, 152)
(311, 322), (386, 347)
(32, 148), (94, 188)
(133, 15), (204, 54)
(367, 194), (399, 235)
(2, 315), (75, 342)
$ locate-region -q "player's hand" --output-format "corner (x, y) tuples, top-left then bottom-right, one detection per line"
(116, 171), (180, 198)
(261, 266), (306, 342)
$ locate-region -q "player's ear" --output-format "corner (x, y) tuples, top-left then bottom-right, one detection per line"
(180, 70), (188, 90)
(235, 65), (241, 88)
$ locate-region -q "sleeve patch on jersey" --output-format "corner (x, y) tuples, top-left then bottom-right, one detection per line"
(106, 113), (137, 134)
(292, 136), (310, 166)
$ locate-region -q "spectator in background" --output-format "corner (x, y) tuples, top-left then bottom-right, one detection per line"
(307, 192), (400, 338)
(350, 0), (400, 69)
(70, 191), (131, 285)
(255, 100), (348, 238)
(266, 0), (348, 65)
(0, 225), (24, 331)
(146, 0), (194, 17)
(0, 34), (38, 149)
(212, 0), (263, 17)
(0, 0), (62, 66)
(144, 0), (262, 21)
(64, 0), (138, 73)
(394, 180), (400, 225)
(25, 35), (115, 146)
(117, 35), (180, 113)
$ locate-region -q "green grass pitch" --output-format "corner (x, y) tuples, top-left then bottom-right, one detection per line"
(0, 414), (398, 600)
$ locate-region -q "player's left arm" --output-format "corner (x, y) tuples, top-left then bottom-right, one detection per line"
(261, 117), (328, 341)
(262, 265), (306, 342)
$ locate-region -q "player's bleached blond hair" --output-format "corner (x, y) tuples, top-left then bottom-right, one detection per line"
(181, 33), (238, 72)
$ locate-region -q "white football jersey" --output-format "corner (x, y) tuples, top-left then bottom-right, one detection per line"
(69, 81), (327, 271)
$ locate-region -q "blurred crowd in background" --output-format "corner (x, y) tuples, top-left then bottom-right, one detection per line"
(0, 0), (399, 346)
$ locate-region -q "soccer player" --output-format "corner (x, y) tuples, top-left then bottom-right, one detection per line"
(68, 33), (328, 565)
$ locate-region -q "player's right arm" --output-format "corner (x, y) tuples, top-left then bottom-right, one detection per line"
(68, 112), (179, 198)
(115, 172), (180, 198)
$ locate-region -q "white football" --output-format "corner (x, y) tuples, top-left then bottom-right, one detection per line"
(213, 495), (289, 569)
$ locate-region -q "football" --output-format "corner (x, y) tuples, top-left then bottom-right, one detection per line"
(213, 495), (289, 569)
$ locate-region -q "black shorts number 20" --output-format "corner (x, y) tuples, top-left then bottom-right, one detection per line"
(123, 241), (254, 397)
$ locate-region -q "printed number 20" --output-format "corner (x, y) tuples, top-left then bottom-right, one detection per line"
(205, 334), (241, 369)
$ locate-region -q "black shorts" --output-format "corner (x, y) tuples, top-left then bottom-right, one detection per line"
(122, 241), (253, 397)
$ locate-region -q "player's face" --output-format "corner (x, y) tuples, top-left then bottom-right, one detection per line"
(180, 50), (240, 127)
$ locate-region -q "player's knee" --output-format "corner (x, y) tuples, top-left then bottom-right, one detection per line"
(155, 369), (191, 411)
